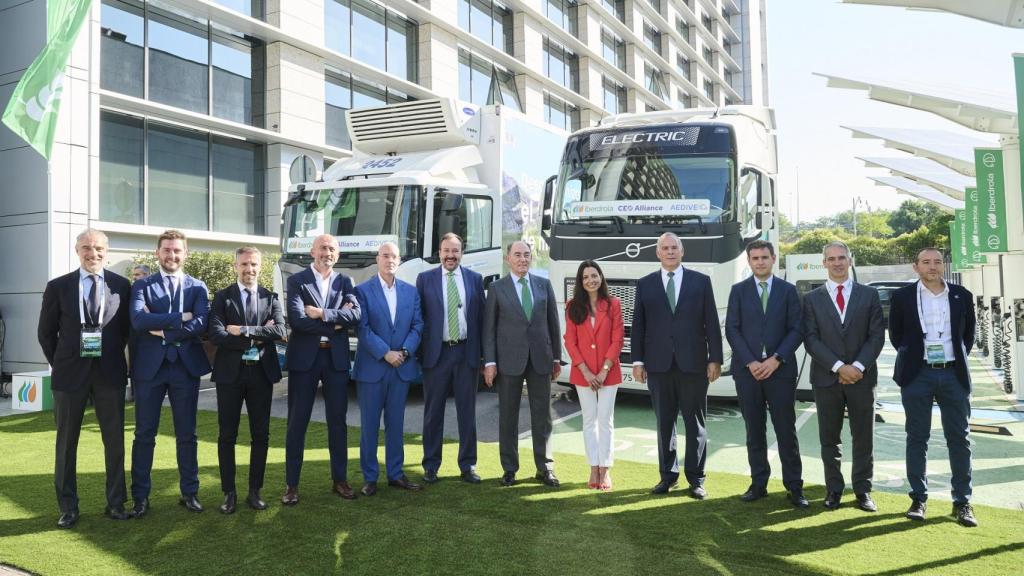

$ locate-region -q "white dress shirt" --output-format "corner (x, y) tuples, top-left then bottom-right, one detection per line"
(511, 271), (533, 305)
(238, 281), (259, 338)
(379, 274), (398, 324)
(661, 265), (683, 308)
(442, 266), (468, 341)
(79, 268), (106, 325)
(917, 280), (954, 362)
(161, 269), (184, 313)
(824, 277), (864, 374)
(310, 264), (334, 342)
(754, 274), (773, 300)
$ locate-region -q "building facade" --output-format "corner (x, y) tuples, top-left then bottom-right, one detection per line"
(0, 0), (767, 374)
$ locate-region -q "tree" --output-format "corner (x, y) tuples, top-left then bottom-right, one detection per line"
(887, 200), (949, 237)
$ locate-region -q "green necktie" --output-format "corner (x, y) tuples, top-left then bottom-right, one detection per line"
(446, 271), (461, 341)
(666, 271), (676, 313)
(519, 276), (533, 320)
(759, 281), (769, 312)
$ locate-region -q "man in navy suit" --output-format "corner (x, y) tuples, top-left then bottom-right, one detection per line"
(38, 229), (132, 528)
(631, 232), (723, 499)
(353, 241), (424, 496)
(889, 247), (977, 527)
(416, 233), (484, 484)
(283, 234), (361, 505)
(725, 240), (807, 508)
(129, 229), (212, 517)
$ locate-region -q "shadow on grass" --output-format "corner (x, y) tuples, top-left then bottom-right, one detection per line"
(1, 409), (1022, 576)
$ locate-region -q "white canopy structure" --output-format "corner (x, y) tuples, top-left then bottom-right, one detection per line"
(858, 156), (975, 198)
(842, 0), (1024, 28)
(815, 73), (1017, 133)
(843, 126), (996, 177)
(869, 176), (965, 211)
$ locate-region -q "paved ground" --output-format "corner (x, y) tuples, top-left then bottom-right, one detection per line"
(4, 343), (1022, 511)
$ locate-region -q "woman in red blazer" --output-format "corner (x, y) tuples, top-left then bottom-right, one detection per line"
(564, 260), (624, 491)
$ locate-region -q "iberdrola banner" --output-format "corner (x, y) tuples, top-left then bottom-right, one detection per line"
(1, 0), (93, 159)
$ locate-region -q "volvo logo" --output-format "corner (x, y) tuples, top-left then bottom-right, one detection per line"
(625, 243), (642, 258)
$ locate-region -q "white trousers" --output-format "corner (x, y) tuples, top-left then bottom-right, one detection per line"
(577, 384), (618, 467)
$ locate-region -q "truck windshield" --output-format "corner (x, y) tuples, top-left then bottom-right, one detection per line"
(282, 185), (421, 260)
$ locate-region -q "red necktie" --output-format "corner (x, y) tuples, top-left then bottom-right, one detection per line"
(836, 284), (845, 314)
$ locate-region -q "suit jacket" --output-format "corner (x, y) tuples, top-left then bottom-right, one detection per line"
(37, 269), (131, 392)
(889, 282), (975, 390)
(416, 265), (485, 370)
(802, 282), (885, 387)
(725, 276), (803, 382)
(130, 272), (212, 381)
(482, 273), (561, 376)
(564, 297), (625, 386)
(208, 284), (287, 384)
(352, 276), (423, 383)
(286, 267), (361, 373)
(630, 267), (724, 374)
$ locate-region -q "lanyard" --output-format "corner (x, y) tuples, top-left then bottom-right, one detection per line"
(79, 274), (106, 327)
(917, 283), (948, 339)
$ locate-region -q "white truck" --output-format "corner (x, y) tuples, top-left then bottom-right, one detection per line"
(277, 97), (567, 302)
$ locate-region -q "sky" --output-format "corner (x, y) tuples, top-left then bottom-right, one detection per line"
(766, 0), (1020, 223)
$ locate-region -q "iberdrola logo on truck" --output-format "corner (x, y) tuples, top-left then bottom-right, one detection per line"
(18, 381), (37, 403)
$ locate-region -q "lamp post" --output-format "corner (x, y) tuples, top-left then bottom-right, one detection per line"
(852, 196), (868, 236)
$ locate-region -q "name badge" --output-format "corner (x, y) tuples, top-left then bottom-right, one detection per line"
(925, 341), (946, 364)
(242, 347), (260, 362)
(81, 329), (102, 358)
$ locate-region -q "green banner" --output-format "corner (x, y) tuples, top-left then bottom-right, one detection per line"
(964, 187), (988, 266)
(974, 148), (1007, 252)
(1, 0), (93, 159)
(951, 210), (968, 271)
(1015, 54), (1024, 222)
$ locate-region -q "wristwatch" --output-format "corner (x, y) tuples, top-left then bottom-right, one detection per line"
(401, 348), (410, 359)
(772, 353), (783, 363)
(603, 360), (613, 371)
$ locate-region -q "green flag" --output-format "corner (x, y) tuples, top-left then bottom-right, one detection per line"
(1, 0), (93, 159)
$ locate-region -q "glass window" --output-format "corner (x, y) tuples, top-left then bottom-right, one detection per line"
(99, 112), (144, 224)
(353, 76), (387, 108)
(676, 18), (689, 44)
(602, 77), (626, 114)
(470, 0), (493, 44)
(543, 92), (578, 132)
(148, 8), (209, 114)
(148, 122), (209, 230)
(100, 0), (145, 97)
(213, 0), (263, 19)
(703, 45), (714, 65)
(676, 54), (690, 80)
(458, 49), (521, 109)
(704, 79), (715, 100)
(646, 0), (661, 12)
(386, 11), (416, 81)
(352, 0), (386, 71)
(325, 0), (351, 56)
(432, 193), (494, 255)
(544, 0), (578, 36)
(601, 0), (624, 22)
(643, 23), (661, 54)
(325, 69), (352, 148)
(212, 31), (261, 125)
(213, 137), (261, 235)
(702, 12), (713, 32)
(645, 63), (666, 99)
(600, 28), (625, 71)
(543, 38), (578, 93)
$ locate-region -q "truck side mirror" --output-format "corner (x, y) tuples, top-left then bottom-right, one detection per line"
(440, 193), (463, 213)
(542, 175), (556, 240)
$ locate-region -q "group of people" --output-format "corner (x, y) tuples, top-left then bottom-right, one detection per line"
(37, 227), (978, 530)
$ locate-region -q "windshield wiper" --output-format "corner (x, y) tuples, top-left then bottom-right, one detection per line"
(570, 217), (624, 234)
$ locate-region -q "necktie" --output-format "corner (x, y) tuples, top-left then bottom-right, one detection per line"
(246, 288), (257, 326)
(836, 284), (845, 314)
(519, 276), (533, 320)
(446, 272), (461, 341)
(88, 274), (101, 324)
(666, 271), (676, 313)
(759, 281), (769, 312)
(166, 275), (178, 311)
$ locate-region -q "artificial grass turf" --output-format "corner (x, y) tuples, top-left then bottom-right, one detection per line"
(0, 407), (1021, 576)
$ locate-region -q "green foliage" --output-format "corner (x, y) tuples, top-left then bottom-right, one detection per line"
(780, 229), (848, 262)
(887, 200), (950, 237)
(125, 250), (280, 295)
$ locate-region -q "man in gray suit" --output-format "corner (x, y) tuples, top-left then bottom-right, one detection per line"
(803, 240), (885, 512)
(483, 241), (562, 488)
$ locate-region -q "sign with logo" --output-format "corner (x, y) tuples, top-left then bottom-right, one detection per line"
(284, 235), (400, 254)
(961, 192), (988, 267)
(974, 148), (1007, 253)
(1015, 54), (1024, 225)
(11, 371), (52, 412)
(588, 127), (701, 153)
(566, 199), (711, 219)
(950, 215), (967, 271)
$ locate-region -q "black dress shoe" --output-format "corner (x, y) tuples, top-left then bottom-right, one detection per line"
(388, 476), (423, 491)
(179, 494), (204, 513)
(650, 480), (678, 494)
(906, 500), (926, 521)
(219, 492), (237, 515)
(105, 506), (130, 520)
(57, 511), (79, 529)
(823, 492), (842, 510)
(953, 502), (978, 527)
(535, 470), (560, 487)
(855, 493), (877, 512)
(281, 486), (299, 506)
(689, 485), (707, 500)
(740, 486), (768, 502)
(789, 491), (810, 509)
(246, 490), (268, 511)
(130, 499), (149, 519)
(461, 470), (482, 484)
(423, 470), (439, 484)
(500, 472), (516, 487)
(361, 482), (377, 497)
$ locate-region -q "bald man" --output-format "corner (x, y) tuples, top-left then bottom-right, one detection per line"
(282, 234), (361, 505)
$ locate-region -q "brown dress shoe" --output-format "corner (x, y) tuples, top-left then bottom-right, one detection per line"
(361, 482), (377, 497)
(281, 486), (299, 506)
(387, 476), (423, 491)
(333, 481), (356, 500)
